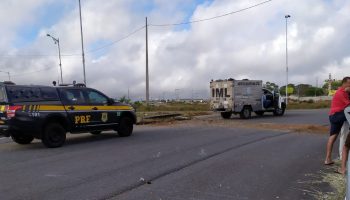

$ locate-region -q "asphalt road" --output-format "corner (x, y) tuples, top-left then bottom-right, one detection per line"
(0, 114), (331, 200)
(201, 109), (330, 126)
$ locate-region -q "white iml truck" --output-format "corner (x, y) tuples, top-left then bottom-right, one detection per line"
(210, 79), (286, 119)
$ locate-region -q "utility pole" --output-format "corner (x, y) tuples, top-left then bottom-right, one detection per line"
(127, 87), (130, 100)
(315, 77), (318, 97)
(328, 73), (333, 96)
(46, 34), (63, 84)
(78, 0), (87, 85)
(0, 71), (11, 81)
(175, 89), (180, 101)
(285, 15), (291, 105)
(145, 17), (150, 104)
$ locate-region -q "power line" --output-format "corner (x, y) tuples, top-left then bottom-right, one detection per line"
(149, 0), (273, 27)
(0, 26), (146, 77)
(0, 26), (146, 58)
(0, 53), (79, 58)
(0, 66), (56, 78)
(86, 25), (146, 54)
(0, 0), (272, 59)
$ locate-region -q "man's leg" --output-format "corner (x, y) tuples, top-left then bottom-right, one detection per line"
(326, 112), (346, 164)
(326, 134), (339, 164)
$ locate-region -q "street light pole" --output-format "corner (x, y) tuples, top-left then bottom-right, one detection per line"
(145, 17), (150, 104)
(46, 34), (63, 84)
(285, 15), (291, 105)
(78, 0), (87, 86)
(0, 71), (11, 81)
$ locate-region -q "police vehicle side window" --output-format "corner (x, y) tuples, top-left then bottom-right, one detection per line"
(40, 87), (59, 100)
(85, 90), (108, 105)
(7, 87), (41, 102)
(60, 89), (86, 105)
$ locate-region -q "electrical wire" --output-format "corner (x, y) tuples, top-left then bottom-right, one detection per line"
(149, 0), (273, 27)
(86, 25), (146, 54)
(0, 1), (272, 58)
(0, 0), (273, 79)
(10, 66), (56, 77)
(0, 25), (146, 58)
(0, 26), (146, 77)
(0, 54), (79, 58)
(0, 66), (56, 79)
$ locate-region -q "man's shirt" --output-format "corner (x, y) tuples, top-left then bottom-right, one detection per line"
(329, 87), (350, 116)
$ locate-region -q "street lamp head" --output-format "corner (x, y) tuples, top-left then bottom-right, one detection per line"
(285, 15), (291, 18)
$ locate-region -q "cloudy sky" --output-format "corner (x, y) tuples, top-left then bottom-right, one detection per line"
(0, 0), (349, 100)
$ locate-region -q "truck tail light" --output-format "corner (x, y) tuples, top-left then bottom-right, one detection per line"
(6, 106), (23, 118)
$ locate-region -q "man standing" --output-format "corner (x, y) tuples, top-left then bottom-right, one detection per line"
(325, 77), (350, 165)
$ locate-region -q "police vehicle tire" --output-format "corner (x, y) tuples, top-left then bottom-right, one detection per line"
(221, 112), (232, 119)
(42, 123), (66, 148)
(255, 111), (264, 116)
(11, 132), (34, 144)
(117, 117), (133, 137)
(90, 131), (102, 135)
(240, 107), (252, 119)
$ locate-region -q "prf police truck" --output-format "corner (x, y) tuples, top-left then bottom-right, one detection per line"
(0, 82), (136, 148)
(210, 79), (286, 119)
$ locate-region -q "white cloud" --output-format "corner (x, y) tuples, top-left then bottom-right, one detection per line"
(1, 0), (350, 99)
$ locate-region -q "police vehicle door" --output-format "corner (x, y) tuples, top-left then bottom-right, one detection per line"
(83, 89), (116, 130)
(59, 88), (97, 131)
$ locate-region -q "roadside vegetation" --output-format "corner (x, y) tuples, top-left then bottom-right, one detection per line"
(287, 100), (331, 110)
(133, 102), (210, 112)
(131, 101), (330, 112)
(117, 96), (331, 113)
(304, 162), (345, 200)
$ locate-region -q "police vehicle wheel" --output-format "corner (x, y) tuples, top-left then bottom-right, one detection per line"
(117, 117), (133, 137)
(221, 112), (232, 119)
(11, 132), (34, 145)
(255, 111), (264, 116)
(42, 123), (66, 148)
(90, 131), (102, 135)
(240, 107), (252, 119)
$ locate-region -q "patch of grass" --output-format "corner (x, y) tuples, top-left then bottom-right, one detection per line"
(135, 102), (210, 112)
(287, 100), (331, 110)
(134, 100), (331, 113)
(298, 163), (346, 200)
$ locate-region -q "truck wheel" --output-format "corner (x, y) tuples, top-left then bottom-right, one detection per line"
(255, 111), (264, 116)
(42, 123), (66, 148)
(11, 132), (34, 145)
(240, 107), (252, 119)
(273, 106), (285, 116)
(221, 112), (232, 119)
(90, 131), (102, 135)
(116, 117), (133, 137)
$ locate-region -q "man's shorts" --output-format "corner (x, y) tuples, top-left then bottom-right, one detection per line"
(329, 111), (347, 135)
